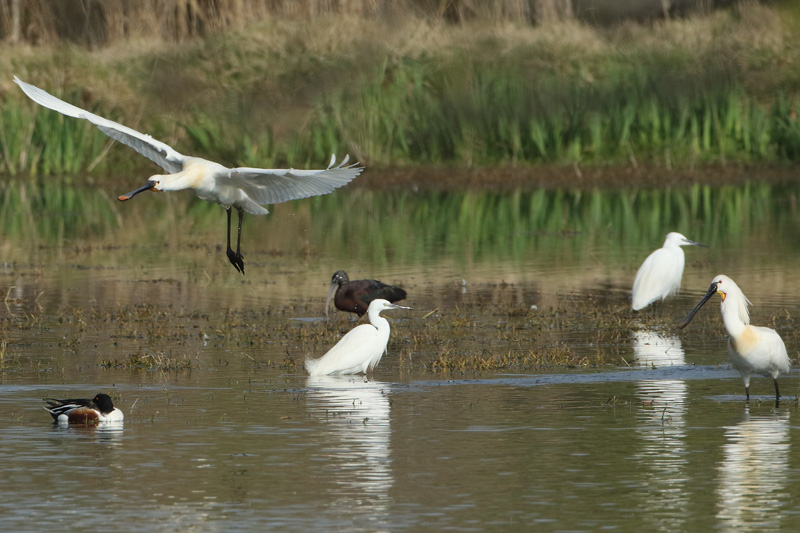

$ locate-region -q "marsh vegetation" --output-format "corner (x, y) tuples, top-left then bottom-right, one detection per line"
(1, 1), (799, 178)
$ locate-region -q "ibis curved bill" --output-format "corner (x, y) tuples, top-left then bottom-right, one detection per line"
(306, 299), (411, 376)
(325, 270), (407, 317)
(14, 76), (364, 275)
(678, 274), (790, 403)
(632, 232), (706, 310)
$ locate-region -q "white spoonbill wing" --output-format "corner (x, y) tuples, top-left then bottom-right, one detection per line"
(227, 154), (363, 205)
(14, 76), (185, 174)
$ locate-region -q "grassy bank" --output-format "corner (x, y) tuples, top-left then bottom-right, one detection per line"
(1, 2), (800, 179)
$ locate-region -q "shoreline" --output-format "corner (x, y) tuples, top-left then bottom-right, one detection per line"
(355, 163), (800, 191)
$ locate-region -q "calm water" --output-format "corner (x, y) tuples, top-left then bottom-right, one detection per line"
(1, 176), (800, 530)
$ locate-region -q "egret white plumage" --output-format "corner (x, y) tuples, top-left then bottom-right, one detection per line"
(14, 77), (363, 274)
(678, 275), (790, 402)
(632, 232), (706, 310)
(306, 299), (411, 376)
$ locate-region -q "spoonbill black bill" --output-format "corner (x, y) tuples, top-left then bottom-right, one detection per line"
(632, 232), (706, 310)
(678, 274), (790, 403)
(326, 270), (407, 317)
(14, 76), (364, 275)
(43, 393), (124, 425)
(306, 299), (411, 376)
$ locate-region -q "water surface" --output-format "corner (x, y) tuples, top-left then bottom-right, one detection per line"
(1, 177), (800, 530)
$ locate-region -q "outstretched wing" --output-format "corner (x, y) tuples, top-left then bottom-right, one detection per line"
(14, 76), (186, 173)
(226, 154), (363, 206)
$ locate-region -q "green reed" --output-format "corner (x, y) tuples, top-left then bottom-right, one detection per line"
(308, 54), (798, 168)
(2, 48), (800, 176)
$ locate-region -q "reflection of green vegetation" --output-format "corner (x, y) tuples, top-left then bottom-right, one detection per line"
(305, 183), (800, 266)
(3, 179), (797, 268)
(0, 178), (122, 242)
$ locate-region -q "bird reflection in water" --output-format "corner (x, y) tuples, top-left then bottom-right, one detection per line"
(716, 411), (791, 530)
(632, 329), (690, 531)
(305, 376), (393, 526)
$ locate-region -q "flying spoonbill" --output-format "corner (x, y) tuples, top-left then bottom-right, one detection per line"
(306, 299), (411, 376)
(14, 76), (363, 274)
(326, 270), (407, 317)
(44, 393), (124, 425)
(678, 275), (790, 403)
(632, 232), (706, 310)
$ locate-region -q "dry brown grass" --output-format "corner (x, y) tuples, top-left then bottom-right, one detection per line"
(0, 0), (588, 46)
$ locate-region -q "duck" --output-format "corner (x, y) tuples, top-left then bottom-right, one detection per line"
(44, 393), (124, 424)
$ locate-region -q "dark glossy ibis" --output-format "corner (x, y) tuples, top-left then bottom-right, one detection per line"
(325, 270), (407, 317)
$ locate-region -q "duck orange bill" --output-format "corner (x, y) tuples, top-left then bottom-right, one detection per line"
(677, 282), (718, 329)
(118, 180), (156, 202)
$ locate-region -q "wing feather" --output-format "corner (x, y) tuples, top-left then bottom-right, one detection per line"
(227, 155), (363, 206)
(14, 76), (185, 173)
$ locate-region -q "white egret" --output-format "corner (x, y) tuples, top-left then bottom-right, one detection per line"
(632, 232), (706, 310)
(678, 275), (790, 402)
(306, 299), (411, 376)
(14, 76), (363, 274)
(325, 270), (407, 317)
(43, 393), (124, 425)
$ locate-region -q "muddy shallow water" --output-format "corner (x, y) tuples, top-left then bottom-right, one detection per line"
(1, 178), (800, 530)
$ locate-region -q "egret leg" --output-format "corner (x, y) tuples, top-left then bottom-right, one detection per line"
(774, 378), (781, 401)
(225, 207), (245, 275)
(745, 385), (750, 403)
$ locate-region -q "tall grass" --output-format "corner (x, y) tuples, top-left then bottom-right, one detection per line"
(3, 58), (799, 176)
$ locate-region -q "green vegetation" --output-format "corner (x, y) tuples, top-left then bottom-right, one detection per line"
(1, 2), (799, 178)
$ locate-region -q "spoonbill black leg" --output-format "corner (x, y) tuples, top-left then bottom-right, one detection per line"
(226, 207), (245, 274)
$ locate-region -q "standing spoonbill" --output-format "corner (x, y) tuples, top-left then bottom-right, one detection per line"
(306, 299), (411, 376)
(678, 275), (790, 403)
(326, 270), (407, 317)
(14, 76), (363, 275)
(632, 232), (706, 310)
(44, 393), (124, 425)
